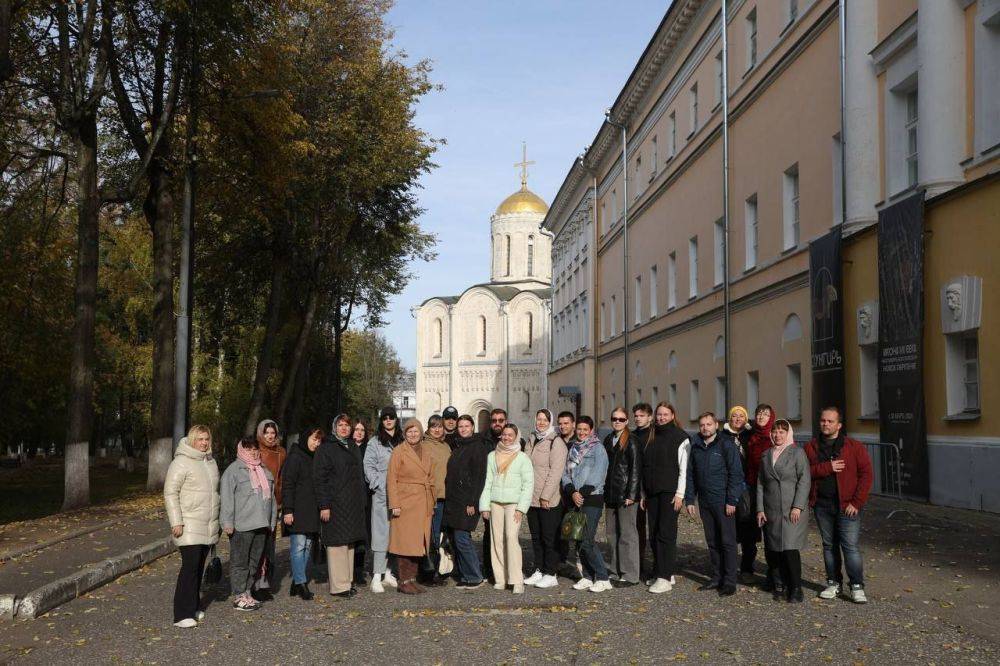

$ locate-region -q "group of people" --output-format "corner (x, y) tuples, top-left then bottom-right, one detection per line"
(162, 401), (874, 628)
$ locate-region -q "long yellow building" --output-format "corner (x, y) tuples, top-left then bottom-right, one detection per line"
(544, 0), (999, 511)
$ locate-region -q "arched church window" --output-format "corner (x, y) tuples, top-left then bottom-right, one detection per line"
(479, 315), (487, 353)
(505, 235), (511, 276)
(433, 318), (443, 356)
(526, 312), (533, 351)
(527, 235), (535, 277)
(522, 389), (530, 412)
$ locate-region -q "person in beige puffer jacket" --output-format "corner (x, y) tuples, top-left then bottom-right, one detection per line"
(164, 425), (220, 628)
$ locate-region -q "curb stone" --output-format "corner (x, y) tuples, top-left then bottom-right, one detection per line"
(0, 510), (166, 564)
(11, 537), (176, 620)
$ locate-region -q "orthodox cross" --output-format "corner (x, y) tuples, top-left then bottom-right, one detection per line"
(514, 142), (535, 188)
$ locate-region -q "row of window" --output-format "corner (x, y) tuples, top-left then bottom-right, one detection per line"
(492, 234), (536, 278)
(429, 312), (536, 358)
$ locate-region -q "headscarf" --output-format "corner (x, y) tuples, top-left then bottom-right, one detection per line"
(770, 421), (795, 462)
(237, 443), (270, 496)
(296, 428), (322, 457)
(495, 425), (522, 475)
(256, 419), (281, 448)
(533, 409), (556, 441)
(332, 414), (352, 445)
(567, 431), (600, 472)
(745, 407), (776, 485)
(402, 418), (424, 442)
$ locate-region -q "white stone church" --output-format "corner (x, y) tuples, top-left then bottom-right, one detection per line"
(415, 158), (552, 432)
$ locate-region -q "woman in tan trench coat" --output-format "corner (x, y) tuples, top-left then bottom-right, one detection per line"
(387, 418), (436, 594)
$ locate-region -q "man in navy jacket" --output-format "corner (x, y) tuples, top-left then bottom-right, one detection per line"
(684, 412), (745, 596)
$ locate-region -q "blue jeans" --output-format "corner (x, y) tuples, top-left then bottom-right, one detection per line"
(424, 500), (445, 573)
(813, 504), (864, 587)
(289, 533), (315, 585)
(450, 528), (483, 584)
(579, 505), (609, 582)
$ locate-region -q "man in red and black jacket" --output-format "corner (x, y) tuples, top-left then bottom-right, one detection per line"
(804, 406), (873, 604)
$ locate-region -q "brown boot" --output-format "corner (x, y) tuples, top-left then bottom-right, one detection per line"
(398, 579), (422, 595)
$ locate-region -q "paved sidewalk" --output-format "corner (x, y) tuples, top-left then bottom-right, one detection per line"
(0, 494), (996, 664)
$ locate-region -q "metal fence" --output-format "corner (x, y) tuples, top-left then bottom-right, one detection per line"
(865, 441), (902, 498)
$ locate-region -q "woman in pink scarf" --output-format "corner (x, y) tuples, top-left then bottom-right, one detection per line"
(220, 437), (277, 612)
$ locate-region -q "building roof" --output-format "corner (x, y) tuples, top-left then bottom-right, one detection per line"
(419, 281), (551, 308)
(495, 185), (549, 216)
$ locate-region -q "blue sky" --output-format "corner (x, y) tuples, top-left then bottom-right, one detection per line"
(381, 1), (671, 369)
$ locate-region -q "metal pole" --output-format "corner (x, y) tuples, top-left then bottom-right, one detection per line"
(173, 4), (199, 448)
(721, 0), (732, 409)
(838, 0), (848, 227)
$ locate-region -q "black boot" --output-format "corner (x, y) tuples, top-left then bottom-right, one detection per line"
(299, 583), (314, 601)
(787, 586), (803, 603)
(289, 583), (301, 597)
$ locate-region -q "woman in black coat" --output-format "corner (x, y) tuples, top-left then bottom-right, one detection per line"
(604, 406), (642, 585)
(442, 415), (488, 588)
(281, 427), (323, 600)
(314, 414), (368, 598)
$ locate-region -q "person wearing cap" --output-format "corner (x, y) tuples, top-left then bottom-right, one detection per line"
(442, 406), (460, 449)
(388, 418), (436, 594)
(364, 406), (403, 593)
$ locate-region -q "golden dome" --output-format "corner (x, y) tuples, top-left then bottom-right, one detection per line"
(495, 185), (549, 216)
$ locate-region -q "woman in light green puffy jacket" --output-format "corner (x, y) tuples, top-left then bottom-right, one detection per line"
(163, 425), (220, 628)
(479, 424), (534, 593)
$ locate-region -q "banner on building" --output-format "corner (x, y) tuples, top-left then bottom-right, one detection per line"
(877, 193), (928, 499)
(810, 227), (846, 434)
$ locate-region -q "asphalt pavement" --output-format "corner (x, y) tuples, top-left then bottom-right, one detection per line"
(1, 497), (996, 665)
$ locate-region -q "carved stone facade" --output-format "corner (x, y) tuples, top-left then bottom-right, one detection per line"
(415, 177), (552, 431)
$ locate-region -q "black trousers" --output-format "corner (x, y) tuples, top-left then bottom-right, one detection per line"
(765, 548), (802, 591)
(527, 506), (562, 575)
(699, 504), (737, 586)
(173, 544), (209, 622)
(482, 523), (493, 580)
(646, 493), (679, 579)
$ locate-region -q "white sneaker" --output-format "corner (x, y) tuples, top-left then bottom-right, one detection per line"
(173, 618), (197, 628)
(195, 611), (205, 621)
(493, 582), (506, 590)
(382, 571), (398, 588)
(535, 574), (559, 589)
(648, 578), (673, 594)
(572, 578), (594, 591)
(524, 570), (543, 586)
(512, 584), (525, 594)
(850, 586), (868, 604)
(589, 580), (613, 593)
(819, 582), (840, 600)
(370, 576), (385, 594)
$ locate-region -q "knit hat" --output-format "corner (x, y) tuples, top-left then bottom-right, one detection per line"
(402, 418), (424, 439)
(379, 406), (398, 422)
(728, 405), (749, 421)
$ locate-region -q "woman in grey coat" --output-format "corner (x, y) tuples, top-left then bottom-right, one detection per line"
(363, 406), (403, 593)
(756, 420), (810, 603)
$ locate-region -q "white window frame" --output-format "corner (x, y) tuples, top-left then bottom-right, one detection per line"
(668, 251), (677, 309)
(651, 135), (658, 179)
(746, 370), (759, 412)
(745, 193), (758, 269)
(746, 8), (758, 71)
(782, 163), (800, 251)
(610, 295), (617, 337)
(668, 111), (677, 158)
(634, 274), (642, 326)
(689, 379), (700, 421)
(905, 90), (918, 189)
(688, 236), (698, 299)
(945, 331), (981, 415)
(649, 265), (658, 318)
(688, 83), (699, 137)
(714, 51), (724, 107)
(786, 363), (802, 420)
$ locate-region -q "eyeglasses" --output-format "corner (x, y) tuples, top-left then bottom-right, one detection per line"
(611, 417), (628, 423)
(490, 418), (505, 424)
(382, 415), (394, 421)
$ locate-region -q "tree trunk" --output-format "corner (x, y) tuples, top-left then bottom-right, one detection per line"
(0, 0), (15, 84)
(243, 258), (286, 436)
(276, 284), (320, 427)
(63, 114), (100, 510)
(145, 155), (176, 491)
(286, 343), (311, 436)
(331, 301), (344, 416)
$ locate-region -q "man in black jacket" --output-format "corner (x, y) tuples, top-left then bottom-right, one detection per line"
(684, 412), (744, 597)
(442, 406), (459, 449)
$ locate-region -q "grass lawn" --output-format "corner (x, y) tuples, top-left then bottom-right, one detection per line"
(0, 457), (150, 524)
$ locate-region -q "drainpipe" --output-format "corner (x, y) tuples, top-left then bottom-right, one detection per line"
(838, 0), (848, 227)
(605, 112), (629, 406)
(721, 0), (732, 408)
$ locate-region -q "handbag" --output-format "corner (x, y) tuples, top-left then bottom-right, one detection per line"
(438, 543), (454, 576)
(560, 509), (588, 542)
(203, 545), (223, 585)
(736, 488), (754, 521)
